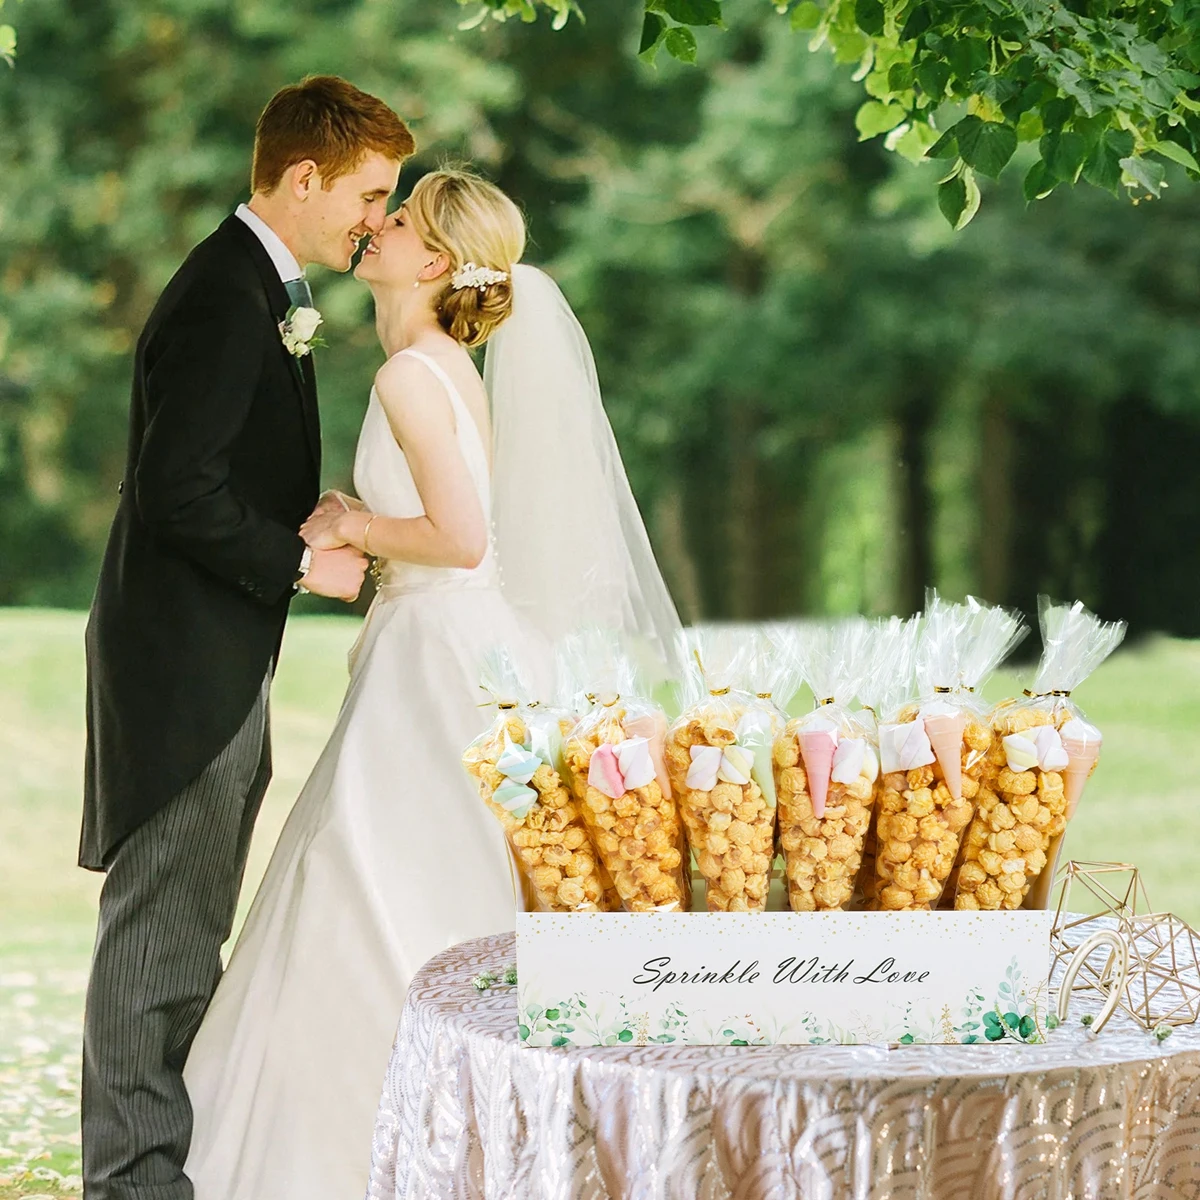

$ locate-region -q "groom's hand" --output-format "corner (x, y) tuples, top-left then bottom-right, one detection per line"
(300, 545), (368, 602)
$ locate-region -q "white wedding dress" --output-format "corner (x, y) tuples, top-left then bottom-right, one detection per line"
(182, 348), (550, 1200)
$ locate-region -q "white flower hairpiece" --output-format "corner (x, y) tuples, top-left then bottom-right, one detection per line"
(451, 262), (509, 292)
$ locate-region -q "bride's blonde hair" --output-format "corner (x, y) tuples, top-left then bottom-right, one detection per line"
(404, 168), (526, 349)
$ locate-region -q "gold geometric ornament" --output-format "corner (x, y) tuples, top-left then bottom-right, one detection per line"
(1049, 860), (1200, 1031)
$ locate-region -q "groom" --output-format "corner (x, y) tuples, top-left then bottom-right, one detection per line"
(80, 76), (414, 1199)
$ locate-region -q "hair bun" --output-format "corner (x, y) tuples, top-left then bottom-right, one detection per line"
(403, 168), (526, 348)
(439, 274), (515, 350)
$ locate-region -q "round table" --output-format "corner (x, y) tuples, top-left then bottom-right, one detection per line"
(367, 930), (1200, 1200)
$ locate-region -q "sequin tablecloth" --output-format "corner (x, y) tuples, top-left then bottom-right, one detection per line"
(366, 930), (1200, 1200)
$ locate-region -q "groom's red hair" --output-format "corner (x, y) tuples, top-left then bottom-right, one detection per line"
(252, 75), (415, 194)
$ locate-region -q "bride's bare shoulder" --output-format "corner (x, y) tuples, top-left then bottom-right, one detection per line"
(373, 353), (451, 424)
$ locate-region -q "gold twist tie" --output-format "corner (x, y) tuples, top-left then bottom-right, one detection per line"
(757, 692), (772, 700)
(818, 696), (836, 707)
(1023, 688), (1072, 698)
(498, 702), (519, 711)
(861, 704), (877, 717)
(934, 686), (953, 693)
(709, 687), (731, 697)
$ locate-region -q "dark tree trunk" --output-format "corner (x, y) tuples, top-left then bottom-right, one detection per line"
(1098, 398), (1200, 636)
(979, 389), (1013, 607)
(896, 392), (934, 615)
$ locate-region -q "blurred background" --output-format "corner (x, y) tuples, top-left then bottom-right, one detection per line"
(2, 1), (1199, 1195)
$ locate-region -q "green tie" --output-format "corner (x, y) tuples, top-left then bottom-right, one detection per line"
(285, 277), (313, 310)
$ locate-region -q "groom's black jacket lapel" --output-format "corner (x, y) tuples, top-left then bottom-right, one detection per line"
(224, 215), (322, 471)
(81, 213), (322, 870)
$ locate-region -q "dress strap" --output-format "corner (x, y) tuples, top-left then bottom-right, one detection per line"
(395, 348), (470, 428)
(393, 348), (491, 484)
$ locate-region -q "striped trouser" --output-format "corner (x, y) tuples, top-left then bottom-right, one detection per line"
(81, 673), (272, 1200)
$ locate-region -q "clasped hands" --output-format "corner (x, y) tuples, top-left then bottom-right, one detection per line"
(296, 490), (372, 602)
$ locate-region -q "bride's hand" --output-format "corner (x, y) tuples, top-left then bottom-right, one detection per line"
(310, 489), (364, 518)
(300, 510), (352, 550)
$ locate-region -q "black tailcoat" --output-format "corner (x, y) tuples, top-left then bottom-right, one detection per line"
(81, 215), (321, 869)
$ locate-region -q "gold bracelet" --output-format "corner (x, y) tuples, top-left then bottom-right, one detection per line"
(362, 514), (378, 557)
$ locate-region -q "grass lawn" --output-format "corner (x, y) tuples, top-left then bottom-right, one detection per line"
(1, 609), (1198, 1197)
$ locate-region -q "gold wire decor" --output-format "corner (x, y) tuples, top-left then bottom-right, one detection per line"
(1049, 860), (1200, 1031)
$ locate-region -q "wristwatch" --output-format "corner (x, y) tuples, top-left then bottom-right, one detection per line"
(295, 546), (314, 594)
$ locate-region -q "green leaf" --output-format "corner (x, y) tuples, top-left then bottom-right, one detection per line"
(946, 36), (989, 86)
(638, 11), (667, 59)
(894, 120), (940, 163)
(1082, 129), (1133, 195)
(663, 0), (723, 26)
(888, 62), (915, 91)
(1152, 139), (1200, 173)
(518, 1023), (531, 1040)
(545, 1008), (560, 1021)
(1018, 1015), (1036, 1039)
(1040, 129), (1087, 182)
(1015, 109), (1044, 142)
(915, 58), (952, 102)
(855, 100), (908, 139)
(617, 1028), (634, 1042)
(957, 117), (1017, 179)
(1040, 97), (1074, 133)
(551, 1035), (570, 1047)
(790, 1), (821, 30)
(664, 25), (698, 63)
(854, 0), (885, 37)
(1120, 154), (1167, 198)
(897, 1032), (915, 1044)
(938, 171), (967, 226)
(926, 125), (959, 159)
(900, 4), (931, 40)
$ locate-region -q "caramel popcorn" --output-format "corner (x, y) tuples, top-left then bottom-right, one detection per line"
(563, 703), (688, 912)
(953, 598), (1125, 911)
(464, 709), (611, 913)
(873, 709), (991, 910)
(953, 706), (1067, 911)
(667, 703), (776, 912)
(774, 719), (877, 911)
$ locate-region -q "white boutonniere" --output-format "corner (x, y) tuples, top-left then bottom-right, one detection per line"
(280, 305), (325, 357)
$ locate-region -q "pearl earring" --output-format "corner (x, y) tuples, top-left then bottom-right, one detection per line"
(413, 280), (421, 290)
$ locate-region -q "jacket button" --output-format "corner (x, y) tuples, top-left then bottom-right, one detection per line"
(117, 480), (124, 495)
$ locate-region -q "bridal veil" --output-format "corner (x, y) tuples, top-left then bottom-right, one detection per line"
(485, 264), (682, 678)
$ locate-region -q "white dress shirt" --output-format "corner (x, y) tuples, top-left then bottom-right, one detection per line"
(235, 203), (303, 284)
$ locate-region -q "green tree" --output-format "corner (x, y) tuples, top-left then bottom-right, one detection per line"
(454, 0), (1200, 225)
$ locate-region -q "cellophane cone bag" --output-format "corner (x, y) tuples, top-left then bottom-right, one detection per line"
(462, 647), (612, 912)
(853, 616), (921, 909)
(559, 628), (689, 912)
(773, 620), (878, 911)
(874, 594), (1027, 911)
(954, 598), (1125, 911)
(667, 626), (777, 912)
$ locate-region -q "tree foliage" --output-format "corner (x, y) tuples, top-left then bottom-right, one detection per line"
(455, 0), (1200, 225)
(3, 0), (1200, 634)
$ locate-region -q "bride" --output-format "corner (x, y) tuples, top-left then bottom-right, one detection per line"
(182, 168), (681, 1199)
